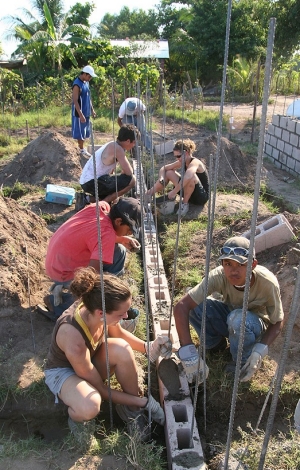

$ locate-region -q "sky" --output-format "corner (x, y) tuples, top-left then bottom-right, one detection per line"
(0, 0), (159, 58)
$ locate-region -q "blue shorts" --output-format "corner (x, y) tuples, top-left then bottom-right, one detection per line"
(44, 367), (75, 403)
(72, 116), (90, 141)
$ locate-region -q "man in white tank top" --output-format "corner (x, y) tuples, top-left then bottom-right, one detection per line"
(80, 124), (136, 204)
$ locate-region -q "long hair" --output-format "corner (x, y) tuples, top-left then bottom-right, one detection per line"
(70, 267), (131, 313)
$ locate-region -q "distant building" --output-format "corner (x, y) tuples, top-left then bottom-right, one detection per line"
(110, 39), (169, 60)
(0, 58), (27, 71)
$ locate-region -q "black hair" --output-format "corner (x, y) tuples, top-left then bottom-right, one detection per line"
(118, 124), (139, 143)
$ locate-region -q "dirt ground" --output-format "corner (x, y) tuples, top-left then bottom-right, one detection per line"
(1, 99), (300, 469)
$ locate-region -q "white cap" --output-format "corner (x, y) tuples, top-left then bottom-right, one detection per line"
(82, 65), (97, 77)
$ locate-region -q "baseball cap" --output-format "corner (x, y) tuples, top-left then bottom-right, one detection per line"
(126, 100), (137, 115)
(218, 236), (255, 264)
(111, 197), (142, 239)
(82, 65), (97, 77)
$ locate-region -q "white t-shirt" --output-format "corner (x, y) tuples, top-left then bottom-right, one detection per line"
(80, 142), (116, 184)
(118, 97), (146, 118)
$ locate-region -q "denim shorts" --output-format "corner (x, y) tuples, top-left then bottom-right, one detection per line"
(44, 367), (75, 403)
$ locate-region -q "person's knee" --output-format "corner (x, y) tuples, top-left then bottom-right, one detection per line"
(82, 393), (102, 420)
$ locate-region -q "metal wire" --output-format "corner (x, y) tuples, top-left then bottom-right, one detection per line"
(89, 121), (113, 429)
(223, 17), (276, 469)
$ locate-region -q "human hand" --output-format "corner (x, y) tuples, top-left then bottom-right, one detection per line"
(240, 343), (268, 382)
(167, 190), (176, 200)
(80, 113), (86, 123)
(92, 110), (97, 119)
(146, 335), (172, 362)
(121, 236), (138, 251)
(49, 284), (63, 307)
(144, 395), (165, 425)
(128, 239), (141, 253)
(177, 344), (209, 384)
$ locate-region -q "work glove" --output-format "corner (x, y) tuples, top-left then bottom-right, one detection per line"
(240, 343), (268, 382)
(49, 283), (64, 307)
(144, 395), (165, 425)
(177, 344), (209, 384)
(294, 399), (300, 433)
(145, 336), (172, 362)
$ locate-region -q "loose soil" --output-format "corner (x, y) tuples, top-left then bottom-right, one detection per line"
(1, 99), (300, 469)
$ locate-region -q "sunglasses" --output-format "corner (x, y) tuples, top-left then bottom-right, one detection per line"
(220, 246), (249, 257)
(174, 153), (184, 158)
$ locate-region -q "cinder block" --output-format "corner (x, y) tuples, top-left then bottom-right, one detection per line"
(162, 396), (206, 470)
(272, 115), (280, 126)
(284, 142), (292, 156)
(270, 135), (277, 147)
(287, 119), (296, 133)
(287, 156), (296, 170)
(155, 140), (175, 156)
(267, 123), (275, 135)
(282, 129), (290, 142)
(87, 144), (101, 154)
(272, 148), (279, 160)
(242, 214), (295, 253)
(292, 146), (300, 161)
(277, 139), (284, 152)
(290, 133), (299, 147)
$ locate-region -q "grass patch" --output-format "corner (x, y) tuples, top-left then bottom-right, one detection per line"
(160, 107), (228, 132)
(0, 182), (37, 199)
(98, 426), (166, 469)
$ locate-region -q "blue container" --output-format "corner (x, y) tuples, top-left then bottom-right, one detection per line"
(45, 184), (75, 206)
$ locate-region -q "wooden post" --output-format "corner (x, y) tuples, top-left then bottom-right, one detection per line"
(26, 119), (29, 140)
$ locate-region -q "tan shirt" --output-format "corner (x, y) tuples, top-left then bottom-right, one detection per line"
(189, 265), (284, 325)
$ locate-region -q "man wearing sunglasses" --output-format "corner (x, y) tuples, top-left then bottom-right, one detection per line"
(173, 236), (284, 382)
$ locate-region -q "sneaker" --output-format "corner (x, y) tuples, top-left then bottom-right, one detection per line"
(115, 404), (150, 441)
(75, 192), (89, 212)
(176, 202), (189, 217)
(80, 148), (92, 157)
(119, 308), (140, 334)
(68, 416), (96, 449)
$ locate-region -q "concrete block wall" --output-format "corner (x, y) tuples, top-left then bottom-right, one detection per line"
(134, 159), (206, 468)
(264, 115), (300, 177)
(242, 213), (295, 253)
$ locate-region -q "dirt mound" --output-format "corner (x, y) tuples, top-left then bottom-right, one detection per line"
(0, 195), (51, 312)
(196, 135), (256, 189)
(0, 131), (84, 187)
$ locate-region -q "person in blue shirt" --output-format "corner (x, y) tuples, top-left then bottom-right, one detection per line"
(72, 65), (97, 157)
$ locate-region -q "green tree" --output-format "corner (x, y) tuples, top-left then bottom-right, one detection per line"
(98, 6), (160, 39)
(23, 2), (91, 74)
(66, 2), (95, 30)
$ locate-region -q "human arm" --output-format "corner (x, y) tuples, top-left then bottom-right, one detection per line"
(240, 319), (284, 382)
(57, 324), (148, 407)
(168, 159), (201, 199)
(72, 85), (86, 123)
(173, 293), (198, 346)
(91, 102), (96, 119)
(115, 235), (140, 251)
(102, 144), (133, 176)
(117, 117), (123, 127)
(108, 323), (172, 361)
